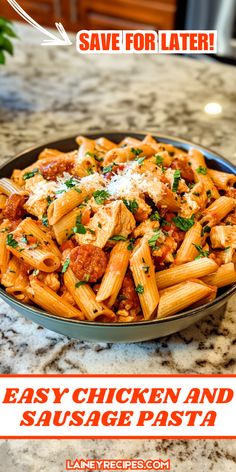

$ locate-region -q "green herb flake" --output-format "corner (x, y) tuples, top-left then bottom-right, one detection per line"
(131, 148), (143, 156)
(84, 274), (90, 282)
(21, 235), (28, 244)
(135, 284), (144, 294)
(42, 214), (49, 227)
(193, 243), (210, 259)
(172, 215), (195, 232)
(23, 168), (38, 180)
(172, 169), (181, 193)
(150, 211), (160, 222)
(196, 166), (207, 175)
(93, 189), (110, 205)
(202, 225), (211, 236)
(155, 154), (164, 165)
(73, 214), (86, 235)
(87, 167), (94, 175)
(122, 198), (139, 214)
(148, 230), (161, 249)
(193, 192), (200, 197)
(109, 235), (127, 242)
(6, 234), (18, 248)
(135, 157), (145, 165)
(98, 222), (102, 229)
(224, 246), (231, 251)
(127, 238), (135, 251)
(102, 163), (115, 174)
(46, 195), (53, 205)
(206, 189), (212, 199)
(75, 280), (87, 288)
(61, 258), (70, 274)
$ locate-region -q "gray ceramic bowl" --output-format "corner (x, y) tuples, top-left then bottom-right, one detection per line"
(1, 132), (236, 342)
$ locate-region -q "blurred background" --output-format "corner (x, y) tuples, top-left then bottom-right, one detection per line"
(1, 0), (236, 62)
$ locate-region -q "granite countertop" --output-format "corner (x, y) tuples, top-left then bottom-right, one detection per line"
(0, 23), (236, 472)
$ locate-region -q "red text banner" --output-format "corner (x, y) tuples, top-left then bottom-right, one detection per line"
(0, 375), (235, 439)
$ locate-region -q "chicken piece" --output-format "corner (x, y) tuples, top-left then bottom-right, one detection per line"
(133, 219), (159, 239)
(75, 201), (136, 248)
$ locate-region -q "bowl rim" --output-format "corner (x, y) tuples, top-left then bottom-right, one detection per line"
(1, 130), (236, 328)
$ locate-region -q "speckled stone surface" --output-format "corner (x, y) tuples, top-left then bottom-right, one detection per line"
(0, 23), (236, 472)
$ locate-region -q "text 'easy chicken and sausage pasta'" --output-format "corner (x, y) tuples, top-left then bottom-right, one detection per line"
(1, 134), (236, 323)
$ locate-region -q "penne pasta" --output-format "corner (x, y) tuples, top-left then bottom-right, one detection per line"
(27, 278), (84, 320)
(208, 168), (236, 190)
(158, 280), (214, 319)
(96, 241), (130, 306)
(0, 178), (23, 196)
(187, 148), (220, 199)
(1, 133), (235, 323)
(200, 196), (235, 227)
(201, 262), (236, 288)
(156, 257), (218, 289)
(130, 238), (159, 320)
(48, 188), (90, 225)
(175, 222), (202, 265)
(64, 268), (116, 321)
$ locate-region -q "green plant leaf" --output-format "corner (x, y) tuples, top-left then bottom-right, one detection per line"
(0, 36), (14, 55)
(0, 24), (18, 38)
(0, 17), (13, 27)
(0, 50), (5, 64)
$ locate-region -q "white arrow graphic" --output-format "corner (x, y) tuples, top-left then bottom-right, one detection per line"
(6, 0), (72, 46)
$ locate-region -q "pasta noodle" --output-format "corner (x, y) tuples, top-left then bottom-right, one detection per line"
(1, 134), (235, 323)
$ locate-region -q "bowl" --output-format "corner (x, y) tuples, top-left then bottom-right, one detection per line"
(1, 131), (236, 342)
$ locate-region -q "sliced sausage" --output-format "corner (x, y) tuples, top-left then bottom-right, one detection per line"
(3, 194), (26, 220)
(70, 244), (107, 283)
(39, 158), (75, 181)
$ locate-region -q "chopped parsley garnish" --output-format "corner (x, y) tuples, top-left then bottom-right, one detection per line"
(85, 152), (96, 158)
(206, 189), (212, 199)
(142, 265), (150, 274)
(6, 234), (18, 248)
(135, 157), (145, 165)
(102, 163), (115, 174)
(131, 148), (143, 156)
(98, 222), (102, 229)
(23, 168), (38, 180)
(87, 167), (94, 175)
(172, 169), (181, 193)
(42, 214), (49, 227)
(122, 198), (139, 214)
(93, 189), (110, 205)
(127, 238), (135, 251)
(202, 225), (211, 236)
(193, 192), (200, 196)
(224, 246), (230, 251)
(84, 274), (90, 282)
(75, 281), (87, 288)
(87, 228), (95, 234)
(95, 156), (104, 163)
(148, 230), (161, 249)
(155, 154), (164, 165)
(73, 214), (86, 235)
(74, 188), (82, 193)
(150, 211), (160, 222)
(193, 244), (210, 259)
(109, 235), (127, 241)
(64, 177), (79, 188)
(21, 235), (28, 244)
(46, 195), (53, 205)
(196, 166), (207, 175)
(61, 258), (70, 273)
(172, 215), (195, 232)
(135, 284), (144, 294)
